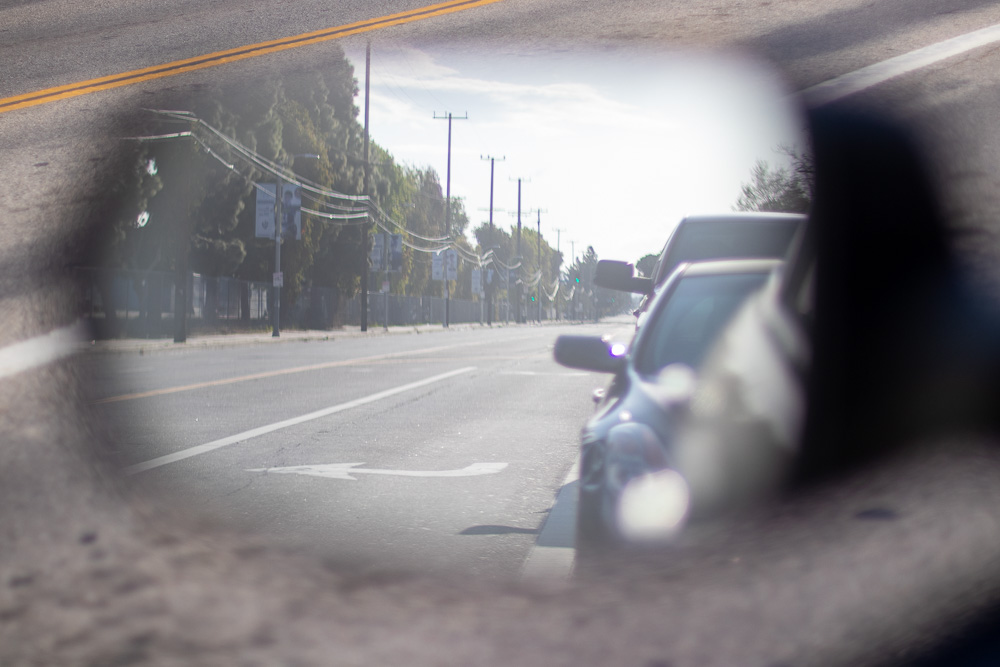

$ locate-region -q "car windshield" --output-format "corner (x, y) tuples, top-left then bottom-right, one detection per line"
(634, 272), (770, 376)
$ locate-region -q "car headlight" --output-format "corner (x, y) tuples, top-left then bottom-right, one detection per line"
(617, 468), (691, 543)
(604, 422), (690, 542)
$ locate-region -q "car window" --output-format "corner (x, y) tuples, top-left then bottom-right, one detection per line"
(634, 272), (770, 376)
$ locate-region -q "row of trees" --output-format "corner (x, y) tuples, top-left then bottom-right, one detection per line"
(100, 46), (579, 330)
(734, 145), (814, 215)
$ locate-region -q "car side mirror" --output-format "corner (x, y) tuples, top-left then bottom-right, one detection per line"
(595, 260), (653, 295)
(553, 335), (627, 374)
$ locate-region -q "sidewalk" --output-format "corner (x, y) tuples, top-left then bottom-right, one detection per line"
(83, 319), (579, 355)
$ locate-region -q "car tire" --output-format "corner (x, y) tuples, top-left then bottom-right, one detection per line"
(575, 485), (613, 556)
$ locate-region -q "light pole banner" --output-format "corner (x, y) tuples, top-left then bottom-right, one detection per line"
(280, 184), (303, 240)
(371, 233), (385, 272)
(431, 251), (443, 281)
(471, 268), (483, 296)
(389, 234), (403, 273)
(445, 248), (458, 281)
(255, 184), (276, 239)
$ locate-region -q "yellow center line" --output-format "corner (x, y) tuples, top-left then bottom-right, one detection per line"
(0, 0), (504, 114)
(94, 333), (543, 404)
(95, 345), (460, 404)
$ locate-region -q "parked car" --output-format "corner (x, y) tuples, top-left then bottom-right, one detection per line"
(673, 107), (1000, 525)
(554, 258), (782, 549)
(594, 212), (805, 324)
(669, 250), (811, 521)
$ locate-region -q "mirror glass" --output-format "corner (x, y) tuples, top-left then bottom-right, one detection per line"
(83, 45), (807, 582)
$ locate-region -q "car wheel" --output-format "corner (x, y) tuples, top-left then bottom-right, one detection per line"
(575, 484), (613, 555)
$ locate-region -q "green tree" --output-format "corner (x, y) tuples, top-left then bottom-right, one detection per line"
(103, 43), (516, 331)
(400, 169), (448, 297)
(636, 253), (658, 279)
(735, 147), (813, 214)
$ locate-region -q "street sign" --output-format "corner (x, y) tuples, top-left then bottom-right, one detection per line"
(431, 251), (443, 281)
(445, 248), (458, 281)
(273, 272), (283, 287)
(255, 184), (276, 238)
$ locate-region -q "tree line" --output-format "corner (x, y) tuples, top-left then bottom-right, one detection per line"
(98, 46), (573, 331)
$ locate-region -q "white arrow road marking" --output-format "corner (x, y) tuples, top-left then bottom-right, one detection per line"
(500, 371), (588, 377)
(125, 366), (476, 474)
(248, 462), (508, 481)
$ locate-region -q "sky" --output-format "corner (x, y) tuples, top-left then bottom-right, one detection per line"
(343, 45), (807, 268)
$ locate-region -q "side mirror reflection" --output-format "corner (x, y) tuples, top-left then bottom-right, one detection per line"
(594, 260), (653, 294)
(554, 335), (627, 374)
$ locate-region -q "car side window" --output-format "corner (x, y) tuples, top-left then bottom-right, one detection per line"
(634, 273), (769, 377)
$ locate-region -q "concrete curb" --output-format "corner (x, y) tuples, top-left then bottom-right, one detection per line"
(81, 319), (583, 355)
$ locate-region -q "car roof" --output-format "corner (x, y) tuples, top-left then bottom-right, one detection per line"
(678, 257), (784, 278)
(675, 212), (806, 226)
(650, 213), (805, 286)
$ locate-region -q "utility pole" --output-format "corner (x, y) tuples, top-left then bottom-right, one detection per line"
(272, 170), (284, 337)
(516, 179), (522, 323)
(518, 208), (548, 323)
(536, 210), (542, 324)
(553, 227), (564, 320)
(383, 232), (389, 332)
(510, 177), (530, 323)
(434, 111), (467, 327)
(271, 154), (318, 337)
(570, 239), (577, 321)
(481, 154), (504, 326)
(361, 42), (371, 332)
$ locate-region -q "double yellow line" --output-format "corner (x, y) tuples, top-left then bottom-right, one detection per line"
(0, 0), (503, 114)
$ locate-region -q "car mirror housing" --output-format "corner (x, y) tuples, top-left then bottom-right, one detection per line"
(554, 335), (627, 374)
(595, 260), (653, 294)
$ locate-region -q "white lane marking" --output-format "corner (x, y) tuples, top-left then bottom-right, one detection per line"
(0, 321), (86, 380)
(803, 22), (1000, 105)
(520, 462), (579, 586)
(247, 461), (508, 480)
(500, 371), (589, 377)
(97, 333), (541, 404)
(124, 366), (476, 475)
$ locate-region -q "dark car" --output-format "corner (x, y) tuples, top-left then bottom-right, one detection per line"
(673, 108), (1000, 526)
(594, 212), (805, 323)
(554, 258), (782, 549)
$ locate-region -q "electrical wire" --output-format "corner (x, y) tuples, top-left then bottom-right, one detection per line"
(139, 110), (561, 274)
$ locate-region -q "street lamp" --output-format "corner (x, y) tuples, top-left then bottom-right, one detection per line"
(273, 153), (319, 337)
